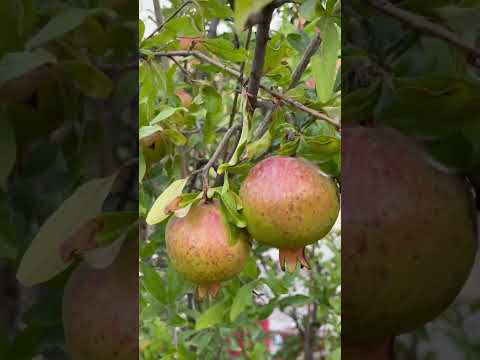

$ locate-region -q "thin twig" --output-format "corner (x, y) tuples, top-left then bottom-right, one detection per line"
(368, 0), (480, 60)
(253, 31), (323, 139)
(200, 125), (241, 196)
(168, 56), (196, 83)
(228, 27), (253, 128)
(145, 1), (193, 40)
(150, 51), (339, 128)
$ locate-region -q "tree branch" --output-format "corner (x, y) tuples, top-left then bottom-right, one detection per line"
(367, 0), (480, 60)
(151, 51), (339, 128)
(246, 10), (273, 112)
(253, 31), (323, 139)
(200, 125), (241, 195)
(229, 27), (253, 128)
(145, 1), (193, 40)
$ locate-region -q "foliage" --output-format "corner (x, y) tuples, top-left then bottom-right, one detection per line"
(344, 0), (480, 357)
(0, 0), (137, 358)
(139, 0), (341, 359)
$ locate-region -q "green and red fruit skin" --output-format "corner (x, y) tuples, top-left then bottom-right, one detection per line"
(342, 126), (477, 345)
(240, 156), (340, 272)
(166, 200), (250, 298)
(62, 238), (138, 360)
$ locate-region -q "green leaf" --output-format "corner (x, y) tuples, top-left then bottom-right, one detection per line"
(221, 190), (247, 228)
(278, 295), (312, 308)
(198, 1), (233, 20)
(201, 86), (223, 144)
(142, 265), (166, 304)
(241, 256), (259, 279)
(139, 149), (146, 183)
(312, 19), (340, 103)
(300, 0), (319, 21)
(0, 49), (56, 87)
(17, 174), (117, 286)
(95, 212), (138, 247)
(139, 125), (162, 140)
(0, 111), (16, 189)
(146, 178), (188, 225)
(139, 19), (145, 43)
(195, 300), (229, 331)
(150, 107), (187, 124)
(234, 0), (272, 31)
(297, 135), (340, 163)
(218, 96), (250, 173)
(203, 38), (248, 62)
(27, 8), (112, 49)
(230, 282), (255, 321)
(61, 61), (113, 99)
(244, 131), (272, 160)
(163, 128), (187, 146)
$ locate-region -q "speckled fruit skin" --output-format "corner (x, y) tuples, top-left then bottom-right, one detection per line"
(342, 126), (477, 344)
(240, 156), (340, 249)
(166, 201), (250, 285)
(62, 239), (138, 360)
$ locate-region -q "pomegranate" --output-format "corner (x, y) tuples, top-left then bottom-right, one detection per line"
(240, 156), (340, 272)
(62, 238), (138, 359)
(166, 200), (250, 298)
(342, 126), (477, 344)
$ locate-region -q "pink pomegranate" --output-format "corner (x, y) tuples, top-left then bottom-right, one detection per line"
(240, 156), (340, 272)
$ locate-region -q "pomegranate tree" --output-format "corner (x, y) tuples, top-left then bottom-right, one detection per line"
(240, 156), (340, 272)
(166, 200), (250, 298)
(342, 126), (477, 345)
(62, 238), (138, 360)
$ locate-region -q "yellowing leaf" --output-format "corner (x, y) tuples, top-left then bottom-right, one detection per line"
(146, 178), (188, 225)
(17, 174), (117, 286)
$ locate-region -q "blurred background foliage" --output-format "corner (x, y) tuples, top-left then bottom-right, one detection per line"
(0, 0), (137, 358)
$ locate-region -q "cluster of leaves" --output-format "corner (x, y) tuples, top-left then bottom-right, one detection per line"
(0, 0), (137, 358)
(139, 0), (341, 359)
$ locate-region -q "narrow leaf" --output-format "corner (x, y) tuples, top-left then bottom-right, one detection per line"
(17, 174), (117, 286)
(146, 178), (188, 225)
(195, 300), (229, 331)
(230, 282), (254, 321)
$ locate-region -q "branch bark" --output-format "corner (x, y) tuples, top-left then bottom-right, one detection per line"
(151, 51), (339, 128)
(246, 11), (273, 112)
(367, 0), (480, 60)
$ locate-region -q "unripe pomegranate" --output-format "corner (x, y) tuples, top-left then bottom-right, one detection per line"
(62, 238), (138, 360)
(342, 126), (477, 344)
(166, 200), (250, 298)
(240, 156), (340, 272)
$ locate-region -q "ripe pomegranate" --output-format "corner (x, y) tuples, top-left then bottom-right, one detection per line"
(62, 238), (138, 360)
(166, 200), (250, 298)
(240, 156), (340, 272)
(342, 126), (477, 344)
